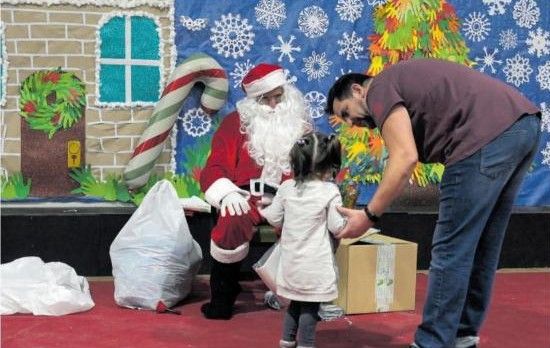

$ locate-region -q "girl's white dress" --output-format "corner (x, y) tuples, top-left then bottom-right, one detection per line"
(259, 179), (346, 302)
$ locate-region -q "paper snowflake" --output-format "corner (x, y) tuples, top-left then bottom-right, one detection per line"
(210, 13), (255, 59)
(475, 47), (503, 74)
(180, 16), (208, 31)
(335, 68), (353, 81)
(298, 6), (329, 39)
(301, 51), (333, 81)
(230, 59), (254, 89)
(536, 61), (550, 91)
(337, 31), (364, 61)
(180, 108), (212, 137)
(304, 91), (327, 119)
(255, 0), (286, 29)
(283, 69), (298, 84)
(483, 0), (511, 16)
(526, 28), (550, 58)
(463, 12), (491, 42)
(271, 35), (301, 63)
(502, 54), (533, 87)
(499, 29), (518, 50)
(513, 0), (540, 29)
(540, 102), (550, 133)
(541, 142), (550, 167)
(335, 0), (364, 22)
(367, 0), (386, 6)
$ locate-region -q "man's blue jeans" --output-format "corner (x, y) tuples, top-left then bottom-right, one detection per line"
(414, 114), (541, 348)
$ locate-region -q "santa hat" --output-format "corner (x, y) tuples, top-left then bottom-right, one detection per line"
(242, 63), (287, 98)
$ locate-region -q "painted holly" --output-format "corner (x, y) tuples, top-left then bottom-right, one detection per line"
(19, 68), (86, 139)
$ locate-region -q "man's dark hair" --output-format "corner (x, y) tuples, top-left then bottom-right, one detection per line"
(325, 73), (370, 114)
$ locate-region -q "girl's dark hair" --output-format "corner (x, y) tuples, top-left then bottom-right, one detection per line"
(290, 132), (342, 184)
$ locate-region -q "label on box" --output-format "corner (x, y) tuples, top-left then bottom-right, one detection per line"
(375, 244), (395, 312)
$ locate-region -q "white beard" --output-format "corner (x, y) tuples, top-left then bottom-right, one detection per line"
(237, 84), (313, 184)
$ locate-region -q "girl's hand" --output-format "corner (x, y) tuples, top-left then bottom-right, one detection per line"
(274, 226), (282, 238)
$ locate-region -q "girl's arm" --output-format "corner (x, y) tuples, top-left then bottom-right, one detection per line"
(327, 193), (347, 234)
(258, 191), (284, 228)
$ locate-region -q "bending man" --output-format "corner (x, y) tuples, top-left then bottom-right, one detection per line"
(326, 58), (540, 348)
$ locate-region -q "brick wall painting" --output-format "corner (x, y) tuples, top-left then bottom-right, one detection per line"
(0, 2), (175, 196)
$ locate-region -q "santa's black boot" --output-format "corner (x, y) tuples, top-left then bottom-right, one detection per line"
(201, 259), (242, 320)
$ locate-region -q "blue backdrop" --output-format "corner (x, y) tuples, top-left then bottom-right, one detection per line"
(173, 0), (549, 206)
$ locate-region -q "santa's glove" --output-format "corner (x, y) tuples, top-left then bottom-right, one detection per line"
(220, 192), (250, 217)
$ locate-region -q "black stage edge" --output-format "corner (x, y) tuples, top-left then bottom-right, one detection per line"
(1, 204), (549, 276)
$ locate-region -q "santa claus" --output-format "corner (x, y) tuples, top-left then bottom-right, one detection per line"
(200, 63), (312, 319)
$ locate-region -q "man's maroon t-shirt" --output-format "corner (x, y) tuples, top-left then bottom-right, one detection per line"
(367, 58), (540, 165)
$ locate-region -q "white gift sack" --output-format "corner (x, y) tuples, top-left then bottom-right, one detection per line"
(252, 242), (281, 293)
(110, 180), (202, 310)
(0, 256), (95, 316)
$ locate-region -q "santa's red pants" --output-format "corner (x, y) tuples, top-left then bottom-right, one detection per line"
(211, 196), (263, 250)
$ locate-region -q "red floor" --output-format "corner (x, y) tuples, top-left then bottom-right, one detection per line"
(2, 272), (549, 348)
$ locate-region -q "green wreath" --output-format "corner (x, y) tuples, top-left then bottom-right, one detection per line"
(19, 68), (86, 139)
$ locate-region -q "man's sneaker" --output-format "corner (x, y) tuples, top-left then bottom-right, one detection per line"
(456, 336), (480, 348)
(409, 342), (478, 348)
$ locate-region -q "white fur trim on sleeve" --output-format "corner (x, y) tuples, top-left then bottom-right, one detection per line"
(204, 178), (250, 208)
(210, 240), (249, 263)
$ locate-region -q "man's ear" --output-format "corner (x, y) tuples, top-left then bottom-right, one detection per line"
(350, 83), (363, 97)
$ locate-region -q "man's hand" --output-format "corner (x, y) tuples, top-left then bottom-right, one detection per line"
(334, 206), (373, 239)
(220, 192), (250, 217)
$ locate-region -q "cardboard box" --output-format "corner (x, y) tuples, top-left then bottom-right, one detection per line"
(334, 230), (418, 314)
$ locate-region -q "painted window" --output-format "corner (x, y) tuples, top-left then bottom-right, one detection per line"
(97, 15), (162, 106)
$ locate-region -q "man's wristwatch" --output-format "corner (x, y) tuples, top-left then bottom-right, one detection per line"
(364, 205), (381, 223)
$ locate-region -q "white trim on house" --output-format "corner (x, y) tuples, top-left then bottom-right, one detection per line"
(2, 0), (171, 8)
(0, 22), (8, 107)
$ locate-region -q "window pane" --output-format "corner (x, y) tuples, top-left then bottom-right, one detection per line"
(131, 17), (159, 60)
(100, 64), (125, 102)
(131, 65), (159, 102)
(100, 17), (125, 59)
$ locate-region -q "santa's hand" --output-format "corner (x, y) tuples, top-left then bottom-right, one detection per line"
(220, 192), (250, 217)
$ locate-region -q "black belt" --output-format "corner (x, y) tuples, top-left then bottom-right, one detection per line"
(239, 183), (278, 195)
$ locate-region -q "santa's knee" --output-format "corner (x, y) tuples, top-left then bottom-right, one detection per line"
(214, 213), (256, 241)
(223, 213), (256, 232)
(210, 239), (249, 264)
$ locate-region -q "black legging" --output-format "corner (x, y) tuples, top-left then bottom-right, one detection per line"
(282, 300), (320, 347)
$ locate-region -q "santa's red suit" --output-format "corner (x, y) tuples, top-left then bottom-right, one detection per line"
(199, 63), (310, 320)
(200, 110), (292, 262)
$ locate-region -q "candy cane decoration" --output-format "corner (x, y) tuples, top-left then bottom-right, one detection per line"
(124, 53), (228, 189)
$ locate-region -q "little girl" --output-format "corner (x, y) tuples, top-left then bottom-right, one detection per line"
(259, 131), (346, 348)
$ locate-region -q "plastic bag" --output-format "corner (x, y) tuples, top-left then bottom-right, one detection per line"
(252, 242), (281, 293)
(110, 180), (202, 310)
(0, 256), (95, 316)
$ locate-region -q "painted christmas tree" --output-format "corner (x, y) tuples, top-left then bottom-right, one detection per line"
(368, 0), (471, 74)
(332, 0), (473, 187)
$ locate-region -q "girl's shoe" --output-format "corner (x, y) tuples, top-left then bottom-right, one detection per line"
(279, 340), (296, 348)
